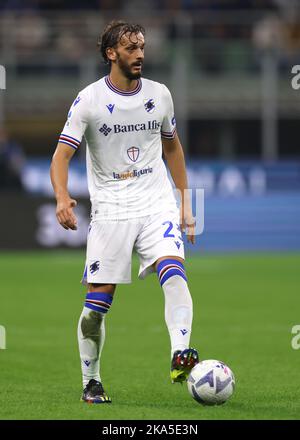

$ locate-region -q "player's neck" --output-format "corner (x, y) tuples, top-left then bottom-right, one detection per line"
(109, 70), (139, 92)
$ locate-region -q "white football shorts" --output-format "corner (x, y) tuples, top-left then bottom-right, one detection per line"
(82, 208), (185, 285)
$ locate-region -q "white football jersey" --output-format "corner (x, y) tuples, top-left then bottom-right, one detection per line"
(59, 75), (178, 220)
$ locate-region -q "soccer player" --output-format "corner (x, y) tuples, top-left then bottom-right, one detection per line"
(50, 20), (199, 404)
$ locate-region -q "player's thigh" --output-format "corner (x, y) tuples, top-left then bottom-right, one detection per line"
(135, 210), (185, 279)
(83, 220), (138, 285)
(88, 283), (116, 295)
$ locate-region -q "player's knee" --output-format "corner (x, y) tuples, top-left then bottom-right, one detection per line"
(84, 284), (116, 314)
(156, 258), (187, 287)
(84, 290), (114, 315)
(88, 283), (116, 295)
(154, 256), (184, 271)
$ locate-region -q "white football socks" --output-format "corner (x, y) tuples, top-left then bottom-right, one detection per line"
(161, 274), (193, 357)
(77, 306), (106, 387)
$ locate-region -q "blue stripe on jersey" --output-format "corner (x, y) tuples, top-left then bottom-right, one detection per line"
(59, 140), (78, 149)
(161, 127), (176, 139)
(105, 75), (142, 96)
(161, 133), (176, 139)
(60, 133), (81, 144)
(82, 265), (87, 281)
(157, 258), (187, 286)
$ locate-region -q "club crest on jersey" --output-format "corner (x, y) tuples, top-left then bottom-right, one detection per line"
(127, 146), (140, 162)
(90, 261), (100, 275)
(144, 99), (155, 113)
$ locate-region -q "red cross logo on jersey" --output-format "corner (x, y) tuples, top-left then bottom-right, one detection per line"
(127, 146), (140, 162)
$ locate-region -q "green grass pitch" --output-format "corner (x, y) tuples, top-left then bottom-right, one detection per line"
(0, 251), (300, 420)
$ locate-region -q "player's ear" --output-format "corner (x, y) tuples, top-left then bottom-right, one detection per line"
(106, 47), (117, 63)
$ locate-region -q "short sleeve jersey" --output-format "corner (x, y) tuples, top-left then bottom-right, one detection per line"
(59, 76), (178, 220)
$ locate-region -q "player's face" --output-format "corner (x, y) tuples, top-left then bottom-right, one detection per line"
(114, 32), (145, 80)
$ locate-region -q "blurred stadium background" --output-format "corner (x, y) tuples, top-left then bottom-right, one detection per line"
(0, 0), (300, 251)
(1, 0), (300, 420)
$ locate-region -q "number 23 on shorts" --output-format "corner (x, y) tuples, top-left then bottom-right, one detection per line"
(162, 221), (183, 241)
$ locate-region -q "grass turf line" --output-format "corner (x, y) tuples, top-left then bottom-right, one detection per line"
(0, 251), (299, 419)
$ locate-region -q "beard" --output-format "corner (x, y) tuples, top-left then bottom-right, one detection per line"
(116, 53), (143, 80)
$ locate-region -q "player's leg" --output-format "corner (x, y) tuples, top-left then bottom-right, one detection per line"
(155, 255), (192, 354)
(78, 282), (115, 403)
(154, 255), (198, 383)
(79, 219), (138, 403)
(136, 212), (199, 383)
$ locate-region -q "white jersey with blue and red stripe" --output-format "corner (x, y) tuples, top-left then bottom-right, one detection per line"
(59, 75), (178, 220)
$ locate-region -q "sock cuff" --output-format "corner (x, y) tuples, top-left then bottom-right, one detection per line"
(85, 291), (113, 314)
(157, 258), (187, 286)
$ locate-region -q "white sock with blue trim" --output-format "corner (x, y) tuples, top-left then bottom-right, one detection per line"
(157, 259), (193, 358)
(77, 292), (113, 387)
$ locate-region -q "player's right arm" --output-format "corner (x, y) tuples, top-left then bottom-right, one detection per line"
(50, 143), (78, 230)
(50, 89), (90, 230)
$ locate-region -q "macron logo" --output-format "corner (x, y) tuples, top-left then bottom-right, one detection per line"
(180, 329), (188, 336)
(106, 104), (115, 114)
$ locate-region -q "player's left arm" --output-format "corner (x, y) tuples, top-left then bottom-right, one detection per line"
(162, 133), (195, 244)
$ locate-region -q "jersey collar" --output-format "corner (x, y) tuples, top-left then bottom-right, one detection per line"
(105, 75), (142, 96)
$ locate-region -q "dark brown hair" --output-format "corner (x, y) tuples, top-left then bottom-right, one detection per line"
(98, 20), (145, 65)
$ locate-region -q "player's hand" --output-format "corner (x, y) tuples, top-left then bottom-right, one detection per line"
(180, 212), (196, 245)
(56, 197), (78, 230)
